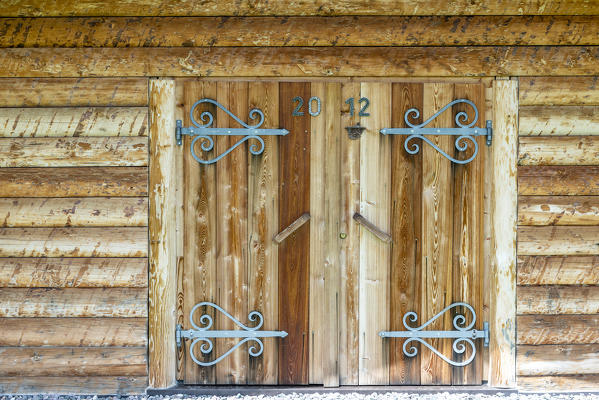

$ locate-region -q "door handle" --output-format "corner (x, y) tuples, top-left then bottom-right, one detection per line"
(353, 212), (392, 243)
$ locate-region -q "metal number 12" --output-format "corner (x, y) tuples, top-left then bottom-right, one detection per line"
(345, 97), (370, 117)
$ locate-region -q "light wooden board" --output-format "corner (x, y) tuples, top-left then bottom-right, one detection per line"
(0, 288), (148, 317)
(1, 47), (599, 77)
(518, 166), (599, 196)
(518, 136), (599, 165)
(518, 375), (599, 392)
(517, 286), (599, 314)
(0, 257), (148, 287)
(517, 255), (599, 285)
(519, 77), (599, 106)
(517, 344), (599, 375)
(0, 376), (148, 395)
(518, 196), (599, 225)
(0, 78), (148, 107)
(518, 226), (599, 255)
(0, 227), (148, 257)
(0, 317), (147, 346)
(0, 107), (148, 137)
(0, 197), (148, 227)
(0, 167), (148, 197)
(519, 106), (599, 136)
(517, 315), (599, 345)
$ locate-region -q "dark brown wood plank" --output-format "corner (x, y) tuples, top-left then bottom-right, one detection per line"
(518, 286), (599, 315)
(278, 82), (310, 385)
(1, 47), (598, 77)
(517, 315), (599, 345)
(0, 167), (148, 197)
(517, 255), (599, 285)
(518, 166), (599, 196)
(0, 376), (148, 395)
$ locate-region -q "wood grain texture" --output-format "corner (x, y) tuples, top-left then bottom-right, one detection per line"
(0, 227), (148, 257)
(278, 82), (310, 385)
(519, 77), (599, 106)
(517, 344), (599, 375)
(0, 167), (148, 197)
(0, 137), (148, 167)
(517, 255), (599, 285)
(0, 78), (148, 107)
(0, 107), (148, 137)
(0, 376), (148, 395)
(3, 16), (599, 47)
(490, 79), (518, 388)
(519, 106), (599, 136)
(518, 136), (599, 166)
(0, 347), (147, 377)
(1, 47), (599, 77)
(518, 166), (599, 196)
(0, 197), (148, 228)
(0, 288), (148, 317)
(518, 226), (599, 255)
(0, 257), (148, 287)
(3, 1), (599, 16)
(518, 196), (599, 226)
(517, 315), (599, 345)
(0, 318), (147, 346)
(148, 77), (177, 389)
(517, 375), (599, 392)
(517, 286), (599, 314)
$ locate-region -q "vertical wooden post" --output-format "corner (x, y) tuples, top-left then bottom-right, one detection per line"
(490, 78), (518, 388)
(148, 77), (177, 389)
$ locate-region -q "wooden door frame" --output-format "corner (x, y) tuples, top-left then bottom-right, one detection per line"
(147, 77), (518, 389)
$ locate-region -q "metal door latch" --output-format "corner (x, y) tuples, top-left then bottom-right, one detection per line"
(379, 302), (489, 367)
(176, 302), (287, 367)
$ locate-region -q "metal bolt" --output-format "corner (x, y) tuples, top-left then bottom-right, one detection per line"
(339, 232), (347, 239)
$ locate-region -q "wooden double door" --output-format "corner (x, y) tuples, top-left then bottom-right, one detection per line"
(176, 79), (489, 386)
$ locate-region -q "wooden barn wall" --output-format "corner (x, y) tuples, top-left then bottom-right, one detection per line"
(0, 2), (598, 394)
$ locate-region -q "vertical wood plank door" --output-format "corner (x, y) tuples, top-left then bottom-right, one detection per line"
(175, 79), (488, 386)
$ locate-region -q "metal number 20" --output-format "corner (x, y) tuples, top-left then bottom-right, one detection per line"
(292, 96), (321, 117)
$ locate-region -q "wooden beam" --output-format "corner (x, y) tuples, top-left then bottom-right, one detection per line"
(519, 106), (599, 136)
(517, 344), (599, 375)
(518, 226), (599, 256)
(518, 286), (599, 314)
(0, 317), (147, 346)
(518, 166), (599, 196)
(0, 47), (598, 77)
(517, 315), (599, 345)
(517, 255), (599, 285)
(518, 196), (599, 226)
(0, 376), (148, 395)
(274, 213), (311, 244)
(148, 77), (177, 389)
(517, 375), (599, 392)
(489, 79), (518, 388)
(0, 78), (148, 107)
(519, 136), (599, 166)
(519, 77), (599, 106)
(2, 16), (599, 47)
(3, 1), (599, 16)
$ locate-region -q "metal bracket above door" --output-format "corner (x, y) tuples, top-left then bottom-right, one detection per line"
(379, 302), (489, 367)
(176, 302), (287, 367)
(380, 99), (492, 164)
(176, 98), (289, 164)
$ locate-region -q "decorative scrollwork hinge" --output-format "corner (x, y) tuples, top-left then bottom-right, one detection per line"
(176, 302), (287, 367)
(379, 302), (489, 367)
(176, 99), (289, 165)
(380, 99), (492, 164)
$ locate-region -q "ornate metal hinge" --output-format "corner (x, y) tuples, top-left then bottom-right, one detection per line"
(176, 302), (287, 367)
(379, 302), (489, 367)
(176, 99), (289, 164)
(380, 99), (492, 164)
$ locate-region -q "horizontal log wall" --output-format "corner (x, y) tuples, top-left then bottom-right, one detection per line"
(517, 76), (599, 391)
(0, 77), (149, 395)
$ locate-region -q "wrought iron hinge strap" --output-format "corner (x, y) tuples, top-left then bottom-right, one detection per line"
(380, 99), (492, 165)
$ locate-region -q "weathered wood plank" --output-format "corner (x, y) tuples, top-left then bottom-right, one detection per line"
(519, 136), (599, 166)
(0, 347), (146, 377)
(0, 317), (147, 347)
(0, 197), (148, 228)
(0, 167), (148, 197)
(517, 315), (599, 345)
(518, 196), (599, 226)
(0, 376), (148, 395)
(0, 137), (147, 167)
(518, 166), (599, 196)
(3, 1), (599, 16)
(148, 77), (177, 389)
(0, 288), (147, 317)
(517, 375), (599, 392)
(278, 82), (310, 385)
(274, 213), (310, 244)
(0, 107), (148, 137)
(519, 77), (599, 106)
(518, 226), (599, 256)
(0, 227), (148, 257)
(518, 286), (599, 315)
(517, 344), (599, 375)
(517, 255), (599, 285)
(519, 106), (599, 136)
(0, 257), (148, 287)
(1, 47), (599, 77)
(3, 17), (599, 47)
(0, 78), (148, 107)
